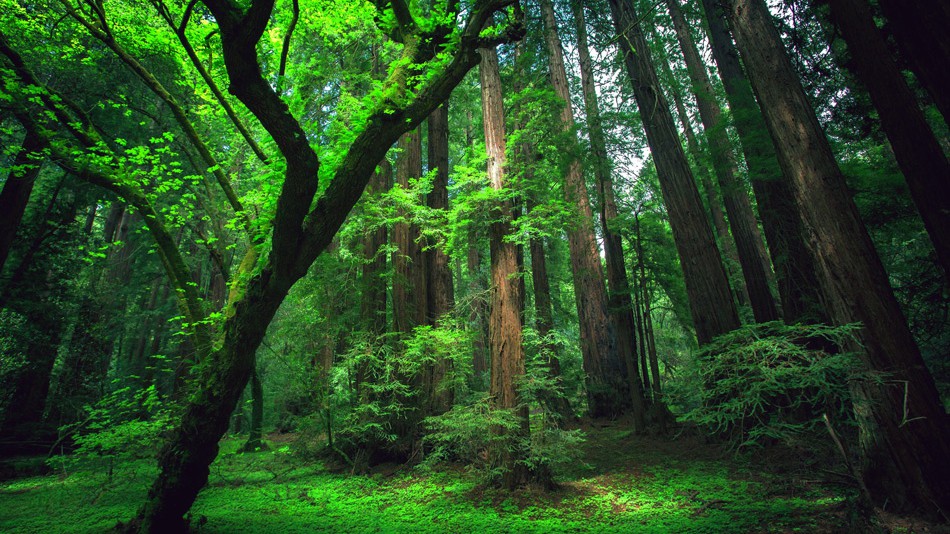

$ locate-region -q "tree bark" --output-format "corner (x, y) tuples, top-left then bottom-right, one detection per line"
(826, 0), (950, 283)
(876, 0), (950, 126)
(724, 0), (950, 516)
(0, 126), (44, 273)
(573, 0), (647, 428)
(700, 0), (823, 323)
(361, 161), (392, 337)
(655, 42), (750, 311)
(608, 0), (740, 345)
(541, 0), (630, 418)
(426, 103), (455, 414)
(665, 0), (778, 323)
(393, 128), (426, 334)
(241, 365), (265, 451)
(480, 45), (531, 488)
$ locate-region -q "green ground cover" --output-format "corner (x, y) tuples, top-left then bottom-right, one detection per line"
(0, 425), (853, 533)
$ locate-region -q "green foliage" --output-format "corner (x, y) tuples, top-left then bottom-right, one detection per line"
(1, 425), (855, 533)
(0, 309), (29, 413)
(674, 322), (870, 449)
(49, 385), (172, 480)
(420, 341), (584, 483)
(420, 394), (521, 476)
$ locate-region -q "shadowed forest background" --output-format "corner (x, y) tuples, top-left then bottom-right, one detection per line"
(0, 0), (948, 531)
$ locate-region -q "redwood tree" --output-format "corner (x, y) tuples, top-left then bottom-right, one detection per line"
(724, 0), (950, 515)
(541, 0), (630, 418)
(607, 0), (740, 345)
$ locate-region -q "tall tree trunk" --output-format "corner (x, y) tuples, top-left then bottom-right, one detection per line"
(391, 127), (427, 452)
(512, 41), (574, 423)
(0, 126), (44, 272)
(480, 45), (531, 488)
(656, 44), (747, 309)
(608, 0), (740, 345)
(876, 0), (950, 125)
(826, 0), (950, 283)
(665, 0), (778, 323)
(541, 0), (630, 418)
(573, 0), (647, 428)
(393, 128), (427, 334)
(426, 104), (456, 414)
(362, 161), (391, 335)
(724, 0), (950, 516)
(700, 0), (823, 323)
(358, 161), (391, 398)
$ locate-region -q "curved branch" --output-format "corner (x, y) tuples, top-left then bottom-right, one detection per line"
(150, 0), (270, 164)
(57, 0), (255, 236)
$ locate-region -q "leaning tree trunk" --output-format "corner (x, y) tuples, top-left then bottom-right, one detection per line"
(725, 0), (950, 516)
(573, 0), (647, 427)
(700, 0), (823, 323)
(480, 45), (532, 489)
(541, 0), (630, 418)
(875, 0), (950, 126)
(607, 0), (740, 345)
(826, 0), (950, 283)
(665, 0), (778, 323)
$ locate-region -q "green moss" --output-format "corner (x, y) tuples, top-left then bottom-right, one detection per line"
(1, 428), (851, 533)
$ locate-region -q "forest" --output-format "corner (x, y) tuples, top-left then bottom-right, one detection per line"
(0, 0), (948, 531)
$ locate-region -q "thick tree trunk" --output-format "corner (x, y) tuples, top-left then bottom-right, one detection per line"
(665, 0), (778, 323)
(573, 0), (647, 428)
(480, 45), (531, 488)
(656, 48), (747, 309)
(541, 0), (630, 418)
(826, 0), (950, 283)
(393, 128), (426, 335)
(425, 103), (455, 414)
(725, 0), (950, 516)
(876, 0), (950, 125)
(608, 0), (740, 345)
(0, 127), (44, 272)
(361, 161), (391, 336)
(701, 0), (823, 323)
(124, 265), (293, 532)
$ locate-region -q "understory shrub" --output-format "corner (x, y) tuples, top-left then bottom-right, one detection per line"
(673, 322), (874, 449)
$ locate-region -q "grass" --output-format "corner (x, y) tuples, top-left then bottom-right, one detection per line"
(0, 423), (855, 533)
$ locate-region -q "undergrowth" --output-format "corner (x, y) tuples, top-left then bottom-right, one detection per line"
(0, 424), (854, 533)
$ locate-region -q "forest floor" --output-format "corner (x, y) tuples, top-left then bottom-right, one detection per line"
(0, 421), (941, 533)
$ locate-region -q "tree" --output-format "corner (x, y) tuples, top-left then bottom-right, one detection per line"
(425, 103), (456, 414)
(572, 0), (648, 427)
(824, 0), (950, 283)
(1, 0), (523, 528)
(700, 0), (824, 323)
(540, 0), (630, 418)
(664, 0), (778, 323)
(479, 43), (531, 488)
(875, 0), (950, 125)
(607, 0), (740, 345)
(723, 0), (950, 515)
(0, 123), (45, 272)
